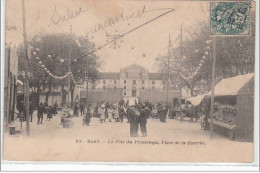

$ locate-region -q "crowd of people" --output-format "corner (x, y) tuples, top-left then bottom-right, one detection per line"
(16, 97), (210, 137)
(16, 100), (58, 125)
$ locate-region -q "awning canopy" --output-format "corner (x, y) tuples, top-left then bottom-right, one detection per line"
(187, 94), (205, 106)
(206, 73), (254, 97)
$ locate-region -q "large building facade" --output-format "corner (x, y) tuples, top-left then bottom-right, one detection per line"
(91, 64), (166, 98)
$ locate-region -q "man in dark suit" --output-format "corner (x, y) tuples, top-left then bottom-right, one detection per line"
(129, 105), (140, 137)
(139, 105), (149, 137)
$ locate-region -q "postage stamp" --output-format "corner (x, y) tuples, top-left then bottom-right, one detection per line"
(210, 2), (251, 36)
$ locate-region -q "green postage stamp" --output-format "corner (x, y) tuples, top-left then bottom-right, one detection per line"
(210, 2), (251, 36)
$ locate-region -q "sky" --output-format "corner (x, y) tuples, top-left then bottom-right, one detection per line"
(5, 0), (208, 72)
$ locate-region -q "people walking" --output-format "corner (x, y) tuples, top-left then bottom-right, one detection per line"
(53, 100), (58, 116)
(139, 105), (148, 137)
(80, 103), (85, 116)
(100, 105), (106, 123)
(29, 102), (34, 122)
(83, 105), (91, 126)
(73, 103), (79, 117)
(113, 106), (119, 122)
(46, 106), (52, 121)
(108, 106), (113, 122)
(119, 105), (125, 123)
(37, 102), (44, 124)
(129, 105), (140, 137)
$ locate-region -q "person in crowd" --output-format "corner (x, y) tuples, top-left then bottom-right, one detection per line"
(100, 105), (106, 123)
(159, 104), (167, 123)
(79, 103), (85, 116)
(94, 103), (99, 117)
(73, 102), (79, 117)
(126, 106), (131, 123)
(29, 102), (34, 122)
(139, 105), (149, 137)
(37, 102), (44, 124)
(107, 105), (113, 122)
(105, 102), (109, 119)
(201, 113), (209, 130)
(18, 101), (26, 121)
(83, 104), (91, 126)
(46, 106), (52, 121)
(129, 105), (140, 137)
(125, 99), (129, 108)
(119, 105), (125, 123)
(43, 101), (48, 114)
(53, 100), (58, 116)
(113, 105), (120, 122)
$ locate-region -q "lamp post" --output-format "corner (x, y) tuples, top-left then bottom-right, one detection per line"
(206, 39), (215, 139)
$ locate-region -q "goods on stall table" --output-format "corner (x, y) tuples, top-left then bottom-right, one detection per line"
(214, 102), (236, 126)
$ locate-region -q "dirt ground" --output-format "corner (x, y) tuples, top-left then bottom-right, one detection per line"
(3, 111), (254, 162)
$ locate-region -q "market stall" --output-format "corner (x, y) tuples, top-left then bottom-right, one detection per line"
(205, 73), (254, 142)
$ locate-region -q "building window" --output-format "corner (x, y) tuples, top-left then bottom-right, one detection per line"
(133, 80), (136, 85)
(152, 81), (155, 84)
(103, 80), (106, 84)
(142, 87), (145, 90)
(124, 91), (126, 96)
(114, 80), (116, 84)
(124, 80), (126, 84)
(142, 80), (145, 84)
(124, 86), (126, 90)
(103, 86), (106, 90)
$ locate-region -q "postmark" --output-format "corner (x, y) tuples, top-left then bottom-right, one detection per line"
(210, 2), (251, 36)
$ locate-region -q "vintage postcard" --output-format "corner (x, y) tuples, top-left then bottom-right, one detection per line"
(2, 0), (258, 167)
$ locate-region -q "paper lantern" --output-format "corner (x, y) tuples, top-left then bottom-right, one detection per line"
(202, 56), (207, 59)
(36, 57), (40, 60)
(33, 52), (37, 55)
(199, 63), (202, 67)
(39, 61), (42, 64)
(47, 55), (51, 58)
(60, 59), (64, 63)
(182, 56), (186, 60)
(206, 46), (211, 50)
(44, 68), (47, 70)
(36, 48), (40, 51)
(194, 49), (199, 53)
(204, 51), (209, 55)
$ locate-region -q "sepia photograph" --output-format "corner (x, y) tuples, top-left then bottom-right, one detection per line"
(1, 0), (259, 169)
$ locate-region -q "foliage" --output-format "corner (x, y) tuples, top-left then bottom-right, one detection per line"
(156, 20), (255, 96)
(17, 33), (101, 105)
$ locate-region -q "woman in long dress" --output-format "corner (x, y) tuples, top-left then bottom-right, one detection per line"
(100, 105), (106, 123)
(108, 107), (113, 122)
(113, 106), (119, 122)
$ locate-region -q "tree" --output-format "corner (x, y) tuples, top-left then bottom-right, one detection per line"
(156, 19), (255, 96)
(18, 33), (101, 107)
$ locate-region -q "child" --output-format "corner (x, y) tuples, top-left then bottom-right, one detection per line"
(46, 107), (52, 121)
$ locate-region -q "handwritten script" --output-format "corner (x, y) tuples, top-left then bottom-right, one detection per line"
(48, 6), (86, 27)
(87, 5), (146, 34)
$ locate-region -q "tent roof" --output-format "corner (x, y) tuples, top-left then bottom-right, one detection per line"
(206, 73), (254, 97)
(187, 94), (205, 106)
